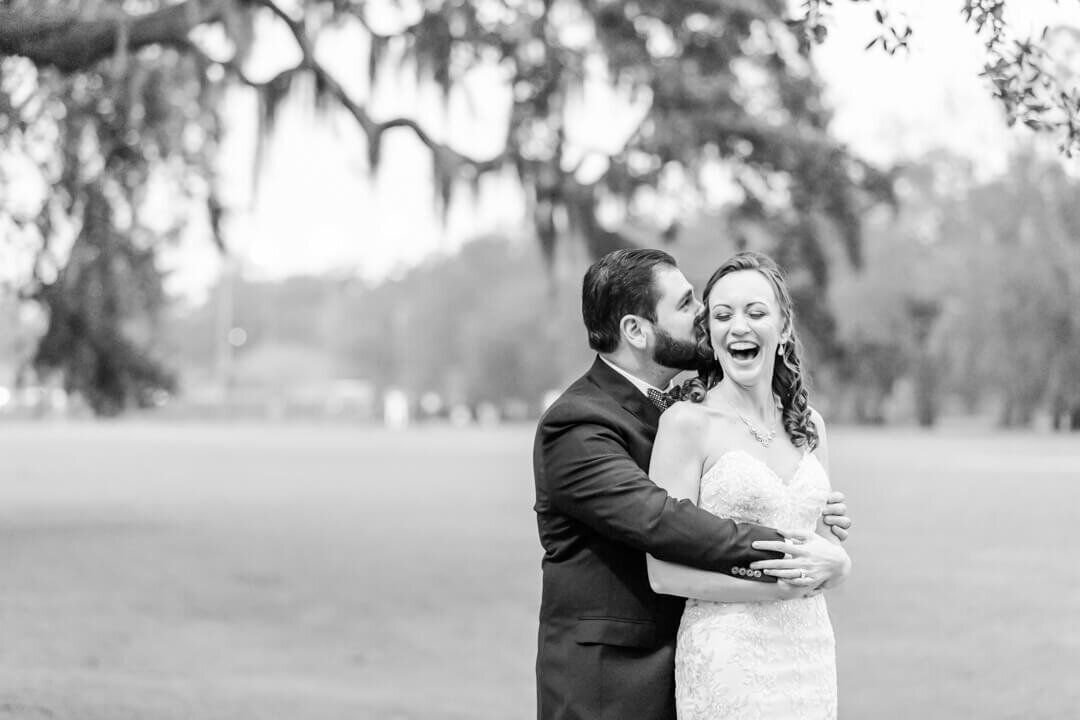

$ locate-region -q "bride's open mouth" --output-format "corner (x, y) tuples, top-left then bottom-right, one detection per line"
(727, 341), (761, 362)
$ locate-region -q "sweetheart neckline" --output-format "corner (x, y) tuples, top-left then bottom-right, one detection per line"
(701, 448), (818, 487)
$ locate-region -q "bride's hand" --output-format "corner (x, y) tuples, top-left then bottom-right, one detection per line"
(749, 529), (851, 588)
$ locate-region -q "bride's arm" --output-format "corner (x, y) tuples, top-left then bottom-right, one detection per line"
(646, 404), (805, 604)
(648, 555), (805, 602)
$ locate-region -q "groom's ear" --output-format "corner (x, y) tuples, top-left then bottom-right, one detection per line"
(620, 314), (649, 350)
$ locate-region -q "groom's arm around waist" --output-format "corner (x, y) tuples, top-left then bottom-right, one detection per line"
(536, 417), (783, 580)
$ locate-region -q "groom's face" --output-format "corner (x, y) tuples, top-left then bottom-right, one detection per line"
(648, 266), (703, 371)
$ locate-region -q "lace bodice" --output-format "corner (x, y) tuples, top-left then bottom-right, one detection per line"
(675, 448), (837, 720)
(698, 449), (829, 532)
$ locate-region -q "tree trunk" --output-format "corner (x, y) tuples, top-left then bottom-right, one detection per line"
(1050, 392), (1064, 430)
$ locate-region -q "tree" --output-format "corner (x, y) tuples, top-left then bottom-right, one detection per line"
(937, 149), (1080, 428)
(1, 0), (1076, 412)
(0, 37), (220, 412)
(831, 147), (1080, 429)
(827, 156), (958, 426)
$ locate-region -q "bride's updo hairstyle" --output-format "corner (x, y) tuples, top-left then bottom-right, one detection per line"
(682, 251), (819, 451)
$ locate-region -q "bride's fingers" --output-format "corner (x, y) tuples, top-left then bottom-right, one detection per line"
(823, 504), (848, 518)
(782, 575), (817, 586)
(762, 568), (803, 579)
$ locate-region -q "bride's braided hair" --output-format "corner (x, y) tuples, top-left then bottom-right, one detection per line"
(681, 252), (819, 451)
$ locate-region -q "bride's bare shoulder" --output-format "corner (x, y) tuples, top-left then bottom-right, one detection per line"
(659, 398), (711, 433)
(660, 397), (742, 439)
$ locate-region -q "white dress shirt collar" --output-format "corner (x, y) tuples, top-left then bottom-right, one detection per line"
(599, 355), (668, 398)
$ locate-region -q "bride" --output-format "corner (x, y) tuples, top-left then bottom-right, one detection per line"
(647, 251), (851, 719)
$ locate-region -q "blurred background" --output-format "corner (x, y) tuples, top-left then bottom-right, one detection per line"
(1, 1), (1079, 718)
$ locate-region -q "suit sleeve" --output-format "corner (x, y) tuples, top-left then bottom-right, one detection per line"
(538, 418), (785, 579)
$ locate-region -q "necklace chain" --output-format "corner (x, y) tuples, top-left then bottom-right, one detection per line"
(724, 397), (778, 447)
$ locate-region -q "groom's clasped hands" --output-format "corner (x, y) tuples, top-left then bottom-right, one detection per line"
(750, 490), (852, 595)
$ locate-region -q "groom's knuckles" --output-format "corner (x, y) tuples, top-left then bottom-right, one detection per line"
(751, 558), (796, 570)
(752, 541), (803, 555)
(753, 539), (793, 551)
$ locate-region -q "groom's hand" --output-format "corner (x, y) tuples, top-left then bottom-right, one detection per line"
(749, 530), (851, 587)
(821, 491), (851, 541)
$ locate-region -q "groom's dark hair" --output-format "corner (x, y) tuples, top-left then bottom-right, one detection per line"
(582, 248), (678, 353)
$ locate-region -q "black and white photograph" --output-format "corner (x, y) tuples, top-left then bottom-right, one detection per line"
(1, 1), (1079, 718)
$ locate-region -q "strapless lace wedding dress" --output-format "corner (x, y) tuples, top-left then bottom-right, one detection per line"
(675, 449), (837, 720)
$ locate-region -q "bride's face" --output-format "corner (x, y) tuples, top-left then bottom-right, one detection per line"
(707, 270), (789, 389)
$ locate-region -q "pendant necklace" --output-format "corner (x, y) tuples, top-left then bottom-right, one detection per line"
(724, 396), (778, 447)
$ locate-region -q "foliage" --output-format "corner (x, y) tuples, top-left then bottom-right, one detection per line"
(342, 238), (590, 405)
(798, 1), (1080, 156)
(832, 147), (1080, 428)
(167, 238), (592, 408)
(0, 30), (222, 412)
(164, 170), (1080, 432)
(939, 150), (1080, 427)
(1, 0), (1078, 413)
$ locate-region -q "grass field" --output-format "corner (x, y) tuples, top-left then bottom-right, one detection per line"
(0, 422), (1078, 719)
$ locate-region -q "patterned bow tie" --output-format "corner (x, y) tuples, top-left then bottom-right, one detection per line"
(647, 386), (682, 412)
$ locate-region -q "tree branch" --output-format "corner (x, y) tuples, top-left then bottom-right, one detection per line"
(0, 0), (227, 72)
(250, 0), (507, 174)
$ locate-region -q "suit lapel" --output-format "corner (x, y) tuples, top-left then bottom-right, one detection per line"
(586, 356), (662, 429)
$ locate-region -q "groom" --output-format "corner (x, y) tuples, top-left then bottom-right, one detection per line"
(533, 248), (851, 720)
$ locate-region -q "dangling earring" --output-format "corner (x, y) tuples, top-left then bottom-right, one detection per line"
(777, 343), (785, 356)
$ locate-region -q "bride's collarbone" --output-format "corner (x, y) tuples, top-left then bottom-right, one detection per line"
(702, 437), (807, 485)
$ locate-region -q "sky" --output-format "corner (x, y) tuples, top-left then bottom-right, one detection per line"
(156, 1), (1080, 299)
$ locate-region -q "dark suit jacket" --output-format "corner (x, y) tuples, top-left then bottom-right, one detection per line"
(533, 357), (785, 720)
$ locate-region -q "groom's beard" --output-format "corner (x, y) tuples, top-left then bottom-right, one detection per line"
(652, 326), (700, 371)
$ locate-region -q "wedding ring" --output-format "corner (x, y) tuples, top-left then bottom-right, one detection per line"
(799, 569), (807, 579)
